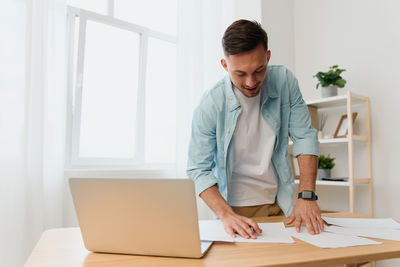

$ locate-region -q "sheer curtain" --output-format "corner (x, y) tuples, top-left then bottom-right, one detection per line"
(0, 1), (27, 266)
(176, 0), (261, 218)
(24, 0), (67, 248)
(0, 0), (67, 266)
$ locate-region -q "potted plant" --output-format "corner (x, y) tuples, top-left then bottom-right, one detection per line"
(314, 65), (346, 98)
(318, 154), (335, 179)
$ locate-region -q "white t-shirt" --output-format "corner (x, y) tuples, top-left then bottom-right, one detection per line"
(228, 86), (278, 207)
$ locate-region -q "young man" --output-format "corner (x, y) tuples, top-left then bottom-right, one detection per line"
(187, 20), (323, 239)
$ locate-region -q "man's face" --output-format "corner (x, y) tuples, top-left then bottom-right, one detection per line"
(221, 44), (271, 97)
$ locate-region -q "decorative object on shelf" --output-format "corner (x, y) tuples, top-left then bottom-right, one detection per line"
(334, 112), (358, 138)
(317, 113), (328, 139)
(318, 154), (335, 180)
(313, 65), (347, 98)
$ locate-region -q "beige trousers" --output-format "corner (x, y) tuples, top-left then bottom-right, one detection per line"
(231, 201), (284, 218)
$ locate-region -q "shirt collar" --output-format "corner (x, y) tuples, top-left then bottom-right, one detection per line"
(224, 74), (241, 112)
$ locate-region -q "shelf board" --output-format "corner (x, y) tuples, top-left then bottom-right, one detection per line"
(295, 179), (349, 186)
(294, 178), (370, 186)
(319, 138), (348, 144)
(306, 93), (365, 109)
(307, 94), (347, 108)
(288, 136), (367, 146)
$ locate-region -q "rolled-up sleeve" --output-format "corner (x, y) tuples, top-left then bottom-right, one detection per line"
(187, 105), (219, 196)
(288, 75), (319, 157)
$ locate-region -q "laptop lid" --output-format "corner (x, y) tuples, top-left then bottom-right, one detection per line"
(69, 178), (209, 258)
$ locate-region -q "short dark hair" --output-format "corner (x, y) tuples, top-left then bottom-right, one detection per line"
(222, 19), (268, 56)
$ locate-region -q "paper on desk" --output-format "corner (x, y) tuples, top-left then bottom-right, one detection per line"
(324, 225), (400, 241)
(234, 223), (294, 243)
(198, 220), (294, 243)
(198, 220), (234, 242)
(286, 227), (381, 248)
(322, 216), (400, 229)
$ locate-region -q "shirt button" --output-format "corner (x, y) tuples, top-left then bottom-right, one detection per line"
(222, 151), (225, 155)
(226, 129), (230, 133)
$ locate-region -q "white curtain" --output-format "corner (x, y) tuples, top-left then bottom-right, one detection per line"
(0, 1), (28, 265)
(0, 0), (67, 266)
(176, 0), (262, 219)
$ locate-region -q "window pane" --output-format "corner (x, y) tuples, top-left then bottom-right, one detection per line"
(115, 0), (177, 36)
(67, 0), (107, 14)
(79, 20), (139, 158)
(145, 38), (176, 163)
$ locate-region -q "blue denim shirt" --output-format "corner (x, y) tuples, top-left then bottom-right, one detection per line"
(187, 65), (319, 216)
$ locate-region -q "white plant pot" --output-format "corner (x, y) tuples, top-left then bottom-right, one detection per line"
(318, 168), (331, 180)
(321, 85), (338, 98)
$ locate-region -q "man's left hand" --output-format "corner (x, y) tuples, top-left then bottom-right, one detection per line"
(285, 199), (324, 234)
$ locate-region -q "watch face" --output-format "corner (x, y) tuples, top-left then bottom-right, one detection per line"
(303, 191), (312, 199)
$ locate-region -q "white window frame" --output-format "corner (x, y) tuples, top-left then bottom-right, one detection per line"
(65, 5), (177, 169)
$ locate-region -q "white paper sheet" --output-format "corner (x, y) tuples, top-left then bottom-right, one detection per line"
(198, 220), (234, 242)
(233, 223), (294, 243)
(198, 220), (294, 243)
(322, 216), (400, 229)
(286, 227), (381, 248)
(324, 225), (400, 241)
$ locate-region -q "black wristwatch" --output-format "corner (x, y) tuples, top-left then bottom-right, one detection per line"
(298, 190), (318, 200)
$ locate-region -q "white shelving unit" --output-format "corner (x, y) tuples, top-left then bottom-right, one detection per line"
(291, 91), (373, 215)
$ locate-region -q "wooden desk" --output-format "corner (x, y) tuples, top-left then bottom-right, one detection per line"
(25, 213), (400, 267)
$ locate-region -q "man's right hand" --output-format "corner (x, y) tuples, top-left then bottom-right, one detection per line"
(199, 185), (262, 239)
(220, 210), (262, 239)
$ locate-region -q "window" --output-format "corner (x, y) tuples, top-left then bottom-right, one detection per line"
(66, 1), (177, 168)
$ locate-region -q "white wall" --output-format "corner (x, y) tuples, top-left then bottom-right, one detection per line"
(261, 0), (295, 72)
(263, 1), (400, 266)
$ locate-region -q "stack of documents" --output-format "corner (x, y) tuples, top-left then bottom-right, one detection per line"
(322, 216), (400, 242)
(288, 216), (400, 248)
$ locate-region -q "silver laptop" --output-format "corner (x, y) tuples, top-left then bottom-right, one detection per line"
(69, 178), (213, 258)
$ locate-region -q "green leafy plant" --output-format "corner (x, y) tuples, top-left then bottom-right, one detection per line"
(318, 154), (336, 170)
(314, 65), (346, 89)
